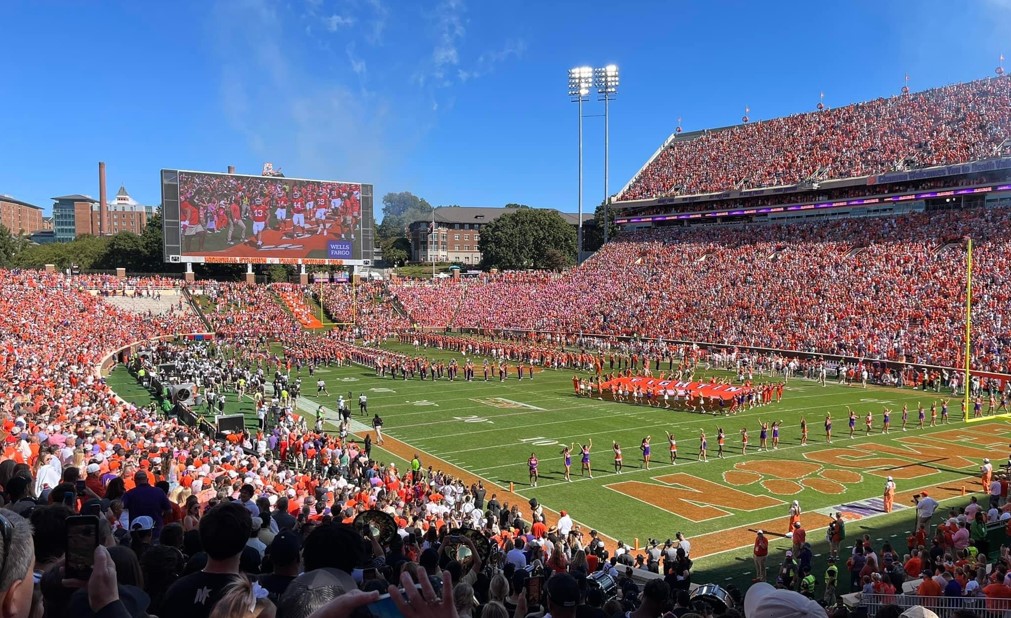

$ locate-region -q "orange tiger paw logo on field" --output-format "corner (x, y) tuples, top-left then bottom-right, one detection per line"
(723, 461), (863, 496)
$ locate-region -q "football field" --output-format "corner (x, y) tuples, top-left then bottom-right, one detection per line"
(108, 341), (1011, 587)
(296, 344), (1011, 544)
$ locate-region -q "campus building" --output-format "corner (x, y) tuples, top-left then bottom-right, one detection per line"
(0, 195), (45, 235)
(407, 206), (591, 265)
(51, 185), (153, 242)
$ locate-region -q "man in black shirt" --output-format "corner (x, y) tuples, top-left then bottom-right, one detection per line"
(258, 530), (301, 602)
(160, 501), (251, 618)
(473, 482), (487, 511)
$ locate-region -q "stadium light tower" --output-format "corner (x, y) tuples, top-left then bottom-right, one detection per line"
(569, 66), (593, 259)
(594, 64), (619, 244)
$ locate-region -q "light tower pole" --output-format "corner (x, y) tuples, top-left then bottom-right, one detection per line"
(569, 67), (593, 260)
(594, 65), (619, 245)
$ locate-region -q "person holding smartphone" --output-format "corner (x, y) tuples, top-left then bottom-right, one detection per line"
(439, 535), (482, 587)
(0, 509), (35, 618)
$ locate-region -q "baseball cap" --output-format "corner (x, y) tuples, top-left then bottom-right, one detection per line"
(900, 607), (940, 618)
(131, 516), (155, 532)
(756, 530), (764, 535)
(546, 573), (580, 608)
(279, 568), (357, 618)
(785, 550), (793, 557)
(744, 582), (828, 618)
(5, 476), (30, 498)
(268, 530), (302, 565)
(86, 463), (100, 474)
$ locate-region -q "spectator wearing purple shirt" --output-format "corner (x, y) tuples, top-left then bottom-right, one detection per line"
(121, 471), (172, 537)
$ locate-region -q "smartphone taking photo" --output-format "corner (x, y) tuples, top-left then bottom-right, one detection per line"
(65, 515), (100, 580)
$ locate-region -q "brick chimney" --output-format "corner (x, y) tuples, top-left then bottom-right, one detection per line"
(227, 165), (236, 174)
(98, 161), (107, 236)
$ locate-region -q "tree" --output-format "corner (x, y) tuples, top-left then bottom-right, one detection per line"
(504, 203), (531, 209)
(95, 232), (145, 271)
(377, 192), (434, 242)
(381, 237), (411, 267)
(541, 248), (572, 272)
(383, 246), (408, 267)
(583, 200), (616, 253)
(479, 209), (576, 270)
(0, 224), (28, 267)
(382, 192), (431, 219)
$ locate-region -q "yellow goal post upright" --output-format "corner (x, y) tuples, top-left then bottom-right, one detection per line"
(963, 238), (972, 422)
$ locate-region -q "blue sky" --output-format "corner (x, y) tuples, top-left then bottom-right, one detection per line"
(2, 0), (1009, 219)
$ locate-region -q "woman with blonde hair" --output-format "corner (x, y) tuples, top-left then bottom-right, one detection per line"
(454, 582), (478, 618)
(488, 572), (509, 604)
(208, 574), (275, 618)
(481, 601), (509, 618)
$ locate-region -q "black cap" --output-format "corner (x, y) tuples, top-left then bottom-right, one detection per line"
(268, 529), (302, 565)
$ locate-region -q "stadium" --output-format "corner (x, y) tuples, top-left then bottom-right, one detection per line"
(4, 8), (1011, 618)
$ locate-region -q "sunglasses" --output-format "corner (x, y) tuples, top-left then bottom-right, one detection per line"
(0, 512), (12, 578)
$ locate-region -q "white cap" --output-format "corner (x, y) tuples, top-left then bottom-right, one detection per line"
(899, 607), (940, 618)
(86, 463), (101, 474)
(744, 582), (828, 618)
(887, 476), (893, 481)
(984, 458), (990, 463)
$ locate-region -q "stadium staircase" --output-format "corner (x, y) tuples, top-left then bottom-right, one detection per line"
(845, 246), (867, 259)
(181, 287), (214, 332)
(382, 284), (413, 322)
(933, 239), (964, 257)
(448, 286), (467, 328)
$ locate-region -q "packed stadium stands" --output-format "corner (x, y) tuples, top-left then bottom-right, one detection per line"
(388, 207), (1010, 373)
(619, 76), (1011, 201)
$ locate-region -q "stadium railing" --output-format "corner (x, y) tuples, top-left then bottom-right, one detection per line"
(850, 592), (1010, 617)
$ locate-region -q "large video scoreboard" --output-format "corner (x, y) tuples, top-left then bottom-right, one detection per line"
(161, 169), (374, 265)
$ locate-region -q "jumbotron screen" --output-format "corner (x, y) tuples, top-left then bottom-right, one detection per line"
(160, 169), (375, 265)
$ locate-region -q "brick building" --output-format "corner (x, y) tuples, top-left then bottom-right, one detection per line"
(105, 185), (151, 235)
(0, 195), (44, 235)
(407, 206), (592, 265)
(52, 194), (99, 242)
(51, 185), (153, 242)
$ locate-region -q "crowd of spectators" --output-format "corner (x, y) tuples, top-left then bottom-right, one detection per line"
(620, 75), (1011, 200)
(411, 206), (1011, 372)
(195, 282), (304, 342)
(0, 270), (715, 618)
(389, 280), (468, 328)
(315, 281), (409, 344)
(272, 284), (324, 329)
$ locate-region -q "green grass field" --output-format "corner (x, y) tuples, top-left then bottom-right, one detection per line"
(108, 341), (1011, 593)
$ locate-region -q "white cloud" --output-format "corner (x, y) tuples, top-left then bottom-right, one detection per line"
(346, 43), (367, 76)
(478, 38), (527, 65)
(431, 0), (466, 79)
(366, 0), (388, 44)
(324, 14), (355, 31)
